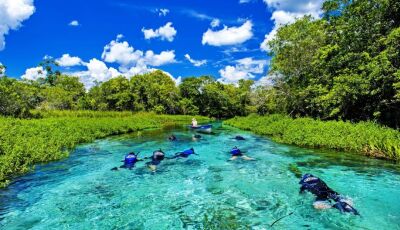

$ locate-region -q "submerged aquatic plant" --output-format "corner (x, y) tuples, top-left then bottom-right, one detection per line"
(201, 208), (249, 230)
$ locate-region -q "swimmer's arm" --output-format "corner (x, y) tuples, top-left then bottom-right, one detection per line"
(299, 185), (307, 194)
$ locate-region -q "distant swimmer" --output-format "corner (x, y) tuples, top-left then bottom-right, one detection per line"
(299, 174), (359, 215)
(233, 135), (246, 141)
(191, 118), (198, 127)
(168, 135), (177, 141)
(169, 148), (198, 159)
(111, 151), (142, 171)
(192, 134), (202, 141)
(146, 149), (166, 172)
(229, 147), (254, 161)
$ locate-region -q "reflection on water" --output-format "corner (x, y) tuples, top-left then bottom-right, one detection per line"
(0, 124), (399, 229)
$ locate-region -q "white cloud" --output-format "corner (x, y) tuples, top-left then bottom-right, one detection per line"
(144, 50), (176, 66)
(0, 0), (35, 50)
(210, 19), (220, 28)
(261, 0), (324, 51)
(263, 0), (323, 14)
(180, 9), (214, 21)
(219, 57), (267, 83)
(43, 54), (53, 60)
(174, 76), (182, 85)
(56, 54), (83, 67)
(21, 66), (47, 81)
(184, 54), (207, 67)
(21, 35), (179, 89)
(68, 20), (79, 26)
(85, 58), (120, 82)
(101, 36), (176, 69)
(202, 20), (253, 46)
(239, 0), (253, 3)
(70, 58), (121, 89)
(102, 38), (143, 67)
(142, 22), (177, 42)
(255, 75), (275, 87)
(116, 34), (124, 40)
(156, 8), (169, 16)
(219, 66), (250, 83)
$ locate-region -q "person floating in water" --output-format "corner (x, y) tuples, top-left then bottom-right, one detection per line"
(169, 148), (198, 159)
(191, 118), (198, 127)
(168, 134), (177, 141)
(299, 174), (359, 215)
(192, 134), (202, 141)
(233, 135), (246, 141)
(146, 149), (166, 172)
(111, 151), (142, 170)
(229, 147), (254, 161)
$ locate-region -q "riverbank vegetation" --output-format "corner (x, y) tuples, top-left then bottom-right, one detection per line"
(225, 114), (400, 161)
(0, 112), (208, 188)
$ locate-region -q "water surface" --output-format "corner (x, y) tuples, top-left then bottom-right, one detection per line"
(1, 124), (399, 229)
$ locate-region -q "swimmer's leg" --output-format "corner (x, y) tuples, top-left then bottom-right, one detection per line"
(229, 156), (238, 161)
(241, 155), (255, 161)
(313, 200), (332, 210)
(148, 164), (157, 172)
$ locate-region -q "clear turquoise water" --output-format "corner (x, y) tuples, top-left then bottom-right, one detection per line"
(1, 124), (400, 229)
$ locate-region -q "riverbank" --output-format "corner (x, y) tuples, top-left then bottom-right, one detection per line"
(225, 114), (400, 161)
(0, 111), (208, 188)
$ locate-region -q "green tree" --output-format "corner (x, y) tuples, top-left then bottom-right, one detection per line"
(130, 70), (180, 114)
(0, 77), (41, 117)
(38, 58), (61, 86)
(39, 75), (86, 110)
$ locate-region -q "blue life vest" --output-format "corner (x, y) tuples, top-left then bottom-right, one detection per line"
(124, 154), (138, 165)
(181, 149), (194, 157)
(231, 148), (242, 156)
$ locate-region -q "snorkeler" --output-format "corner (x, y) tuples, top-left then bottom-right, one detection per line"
(233, 135), (246, 141)
(168, 134), (177, 141)
(111, 151), (142, 171)
(169, 148), (198, 159)
(229, 147), (254, 161)
(145, 149), (166, 171)
(299, 174), (359, 215)
(192, 134), (202, 141)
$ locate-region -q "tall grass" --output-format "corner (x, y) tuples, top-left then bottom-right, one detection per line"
(225, 114), (400, 161)
(0, 111), (208, 188)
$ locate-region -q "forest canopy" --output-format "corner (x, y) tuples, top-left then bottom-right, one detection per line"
(0, 0), (399, 128)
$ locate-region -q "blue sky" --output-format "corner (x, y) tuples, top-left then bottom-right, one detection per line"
(0, 0), (324, 87)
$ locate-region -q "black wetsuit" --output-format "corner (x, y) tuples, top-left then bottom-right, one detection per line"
(169, 135), (177, 141)
(234, 136), (246, 140)
(146, 150), (165, 166)
(299, 175), (339, 201)
(299, 174), (359, 215)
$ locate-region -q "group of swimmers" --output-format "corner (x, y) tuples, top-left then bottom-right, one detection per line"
(112, 120), (360, 216)
(112, 134), (251, 172)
